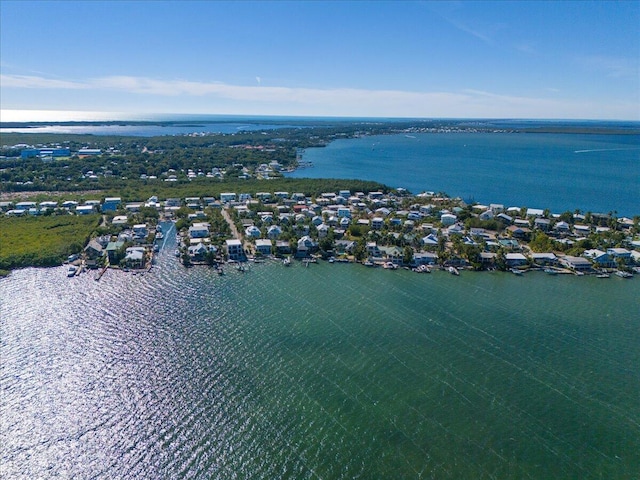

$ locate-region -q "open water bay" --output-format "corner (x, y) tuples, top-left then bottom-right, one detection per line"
(2, 242), (639, 479)
(289, 132), (640, 217)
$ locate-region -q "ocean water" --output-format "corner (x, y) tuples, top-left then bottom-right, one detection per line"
(289, 132), (640, 217)
(2, 228), (639, 479)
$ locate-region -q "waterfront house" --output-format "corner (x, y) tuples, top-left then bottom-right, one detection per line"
(366, 242), (381, 257)
(275, 241), (291, 255)
(531, 252), (558, 266)
(480, 252), (497, 267)
(607, 248), (632, 263)
(379, 246), (404, 265)
(106, 241), (125, 263)
(225, 239), (244, 261)
(335, 240), (355, 255)
(124, 247), (146, 268)
(412, 252), (438, 266)
(559, 255), (592, 272)
(84, 239), (104, 259)
(296, 236), (318, 257)
(255, 239), (273, 256)
(526, 208), (545, 217)
(505, 253), (528, 267)
(583, 249), (614, 268)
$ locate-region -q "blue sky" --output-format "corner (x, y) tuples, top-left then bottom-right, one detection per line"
(1, 0), (638, 121)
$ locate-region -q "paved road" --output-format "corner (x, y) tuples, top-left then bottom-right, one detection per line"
(221, 207), (254, 256)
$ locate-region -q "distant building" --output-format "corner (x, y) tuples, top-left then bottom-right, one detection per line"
(21, 148), (70, 159)
(102, 197), (121, 212)
(78, 148), (102, 156)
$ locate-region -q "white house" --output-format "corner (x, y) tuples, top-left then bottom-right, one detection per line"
(225, 239), (244, 260)
(189, 223), (210, 239)
(441, 213), (457, 225)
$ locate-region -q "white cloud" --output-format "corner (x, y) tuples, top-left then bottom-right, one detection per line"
(1, 73), (638, 120)
(0, 74), (87, 90)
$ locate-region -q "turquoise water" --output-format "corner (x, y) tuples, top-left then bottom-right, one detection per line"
(289, 132), (640, 217)
(2, 235), (639, 479)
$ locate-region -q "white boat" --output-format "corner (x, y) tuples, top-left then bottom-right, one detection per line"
(596, 273), (610, 278)
(67, 265), (78, 277)
(448, 266), (460, 276)
(510, 268), (524, 275)
(615, 270), (633, 278)
(383, 262), (398, 270)
(282, 257), (291, 266)
(544, 268), (558, 275)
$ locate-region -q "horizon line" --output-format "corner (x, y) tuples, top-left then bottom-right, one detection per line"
(2, 109), (639, 124)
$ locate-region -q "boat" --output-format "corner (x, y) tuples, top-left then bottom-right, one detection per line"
(363, 261), (375, 267)
(596, 273), (610, 278)
(156, 232), (164, 240)
(282, 257), (291, 266)
(383, 262), (398, 270)
(174, 249), (181, 257)
(414, 264), (431, 273)
(511, 268), (524, 275)
(448, 266), (460, 276)
(543, 268), (558, 275)
(216, 267), (224, 275)
(67, 265), (78, 277)
(615, 270), (633, 278)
